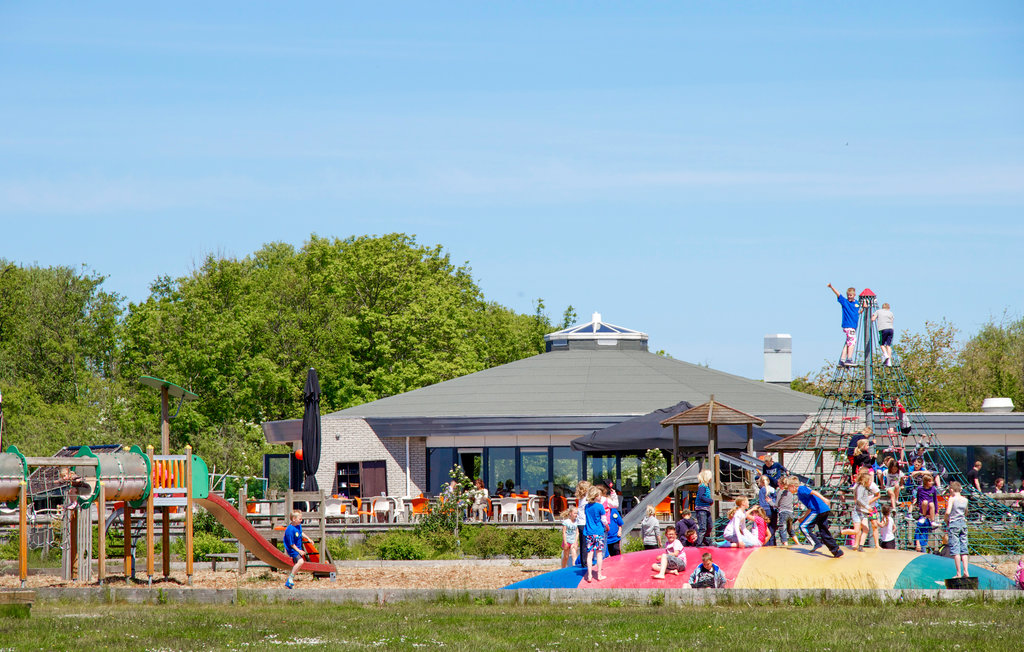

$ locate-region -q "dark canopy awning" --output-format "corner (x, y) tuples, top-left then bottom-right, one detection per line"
(570, 400), (782, 452)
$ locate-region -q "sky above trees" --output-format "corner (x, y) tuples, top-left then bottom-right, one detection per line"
(1, 3), (1021, 379)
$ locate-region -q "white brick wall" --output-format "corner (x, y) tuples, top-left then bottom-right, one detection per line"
(316, 417), (426, 497)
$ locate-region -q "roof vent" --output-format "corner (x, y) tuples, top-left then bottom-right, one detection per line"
(981, 397), (1014, 413)
(543, 312), (648, 352)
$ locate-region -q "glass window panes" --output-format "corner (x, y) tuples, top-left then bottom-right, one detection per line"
(586, 454), (616, 485)
(520, 450), (549, 494)
(427, 448), (456, 495)
(973, 446), (1005, 489)
(1007, 447), (1024, 491)
(552, 447), (581, 497)
(263, 454), (290, 495)
(487, 447), (516, 495)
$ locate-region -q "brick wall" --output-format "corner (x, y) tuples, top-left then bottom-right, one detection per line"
(316, 417), (426, 497)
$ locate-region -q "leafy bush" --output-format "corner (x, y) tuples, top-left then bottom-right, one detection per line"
(622, 535), (644, 553)
(365, 530), (429, 560)
(462, 526), (505, 558)
(171, 531), (234, 562)
(459, 526), (561, 559)
(193, 509), (230, 538)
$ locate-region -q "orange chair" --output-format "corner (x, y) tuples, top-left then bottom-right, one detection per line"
(541, 495), (567, 521)
(409, 496), (429, 522)
(355, 497), (374, 523)
(654, 497), (673, 520)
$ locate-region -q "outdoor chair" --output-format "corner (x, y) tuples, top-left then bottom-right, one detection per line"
(355, 497), (374, 523)
(372, 496), (393, 523)
(409, 496), (429, 522)
(498, 497), (520, 522)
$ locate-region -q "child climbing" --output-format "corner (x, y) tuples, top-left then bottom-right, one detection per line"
(871, 301), (895, 366)
(827, 283), (863, 367)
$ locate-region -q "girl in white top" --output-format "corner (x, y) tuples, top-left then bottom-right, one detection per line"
(883, 458), (902, 511)
(560, 507), (579, 568)
(853, 470), (881, 551)
(878, 504), (897, 549)
(722, 497), (761, 548)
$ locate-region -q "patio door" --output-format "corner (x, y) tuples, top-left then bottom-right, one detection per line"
(361, 460), (388, 498)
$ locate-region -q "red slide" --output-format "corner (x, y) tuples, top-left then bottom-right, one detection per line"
(195, 492), (336, 576)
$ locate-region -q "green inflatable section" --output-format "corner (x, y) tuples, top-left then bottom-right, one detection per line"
(894, 554), (1016, 590)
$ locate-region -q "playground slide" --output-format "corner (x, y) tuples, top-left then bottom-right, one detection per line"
(194, 492), (336, 576)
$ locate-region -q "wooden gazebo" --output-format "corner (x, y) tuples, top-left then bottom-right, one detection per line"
(660, 395), (765, 519)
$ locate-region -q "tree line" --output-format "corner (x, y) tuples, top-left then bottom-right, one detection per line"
(790, 317), (1024, 411)
(0, 234), (566, 475)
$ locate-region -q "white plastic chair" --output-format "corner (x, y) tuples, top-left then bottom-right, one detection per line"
(372, 496), (393, 523)
(498, 497), (519, 522)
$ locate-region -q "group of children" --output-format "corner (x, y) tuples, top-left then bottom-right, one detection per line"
(558, 480), (624, 582)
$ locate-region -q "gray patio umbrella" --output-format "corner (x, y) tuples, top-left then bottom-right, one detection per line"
(301, 368), (322, 492)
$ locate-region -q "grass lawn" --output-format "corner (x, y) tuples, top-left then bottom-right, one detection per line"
(1, 598), (1022, 650)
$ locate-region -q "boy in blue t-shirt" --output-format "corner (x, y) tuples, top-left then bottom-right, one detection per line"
(283, 510), (306, 589)
(606, 507), (624, 556)
(827, 283), (862, 367)
(789, 481), (843, 558)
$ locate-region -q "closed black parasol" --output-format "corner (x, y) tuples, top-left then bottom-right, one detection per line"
(301, 368), (322, 492)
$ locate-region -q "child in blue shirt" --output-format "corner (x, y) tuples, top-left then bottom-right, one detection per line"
(582, 486), (607, 582)
(791, 482), (844, 558)
(687, 552), (727, 588)
(827, 283), (862, 367)
(283, 510), (306, 589)
(694, 469), (715, 546)
(606, 507), (624, 556)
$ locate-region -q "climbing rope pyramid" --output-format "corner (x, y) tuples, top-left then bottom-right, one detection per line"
(786, 289), (1023, 559)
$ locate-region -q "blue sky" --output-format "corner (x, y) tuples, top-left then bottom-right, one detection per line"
(1, 3), (1021, 383)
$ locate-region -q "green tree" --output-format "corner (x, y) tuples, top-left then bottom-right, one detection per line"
(958, 314), (1024, 411)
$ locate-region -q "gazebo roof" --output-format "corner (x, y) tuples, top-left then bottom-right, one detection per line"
(660, 397), (765, 427)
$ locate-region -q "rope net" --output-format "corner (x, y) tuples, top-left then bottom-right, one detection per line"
(782, 291), (1023, 560)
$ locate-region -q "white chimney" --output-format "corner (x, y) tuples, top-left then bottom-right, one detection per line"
(981, 398), (1014, 413)
(764, 334), (792, 386)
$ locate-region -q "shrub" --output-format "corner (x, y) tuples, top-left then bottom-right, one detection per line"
(623, 535), (644, 553)
(171, 531), (234, 562)
(365, 530), (429, 560)
(193, 509), (230, 538)
(462, 526), (506, 558)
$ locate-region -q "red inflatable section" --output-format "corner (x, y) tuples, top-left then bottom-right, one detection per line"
(579, 547), (754, 589)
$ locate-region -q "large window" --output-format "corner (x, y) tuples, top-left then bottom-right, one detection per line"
(552, 447), (582, 497)
(428, 448), (456, 495)
(619, 454), (641, 505)
(263, 454), (291, 495)
(973, 446), (1005, 489)
(587, 454), (616, 485)
(1008, 447), (1024, 491)
(520, 449), (549, 494)
(487, 447), (516, 495)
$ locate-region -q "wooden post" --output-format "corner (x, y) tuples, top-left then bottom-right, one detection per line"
(318, 489), (327, 557)
(69, 508), (78, 581)
(745, 423), (754, 487)
(185, 446), (194, 585)
(237, 484), (247, 575)
(124, 506), (133, 580)
(97, 482), (106, 585)
(146, 445), (155, 585)
(18, 481), (27, 588)
(672, 425), (680, 521)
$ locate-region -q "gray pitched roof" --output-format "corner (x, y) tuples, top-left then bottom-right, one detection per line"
(327, 349), (822, 419)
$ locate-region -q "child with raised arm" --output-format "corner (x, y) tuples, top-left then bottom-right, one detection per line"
(650, 526), (685, 579)
(560, 507), (579, 568)
(871, 302), (895, 367)
(283, 510), (306, 589)
(827, 283), (863, 366)
(687, 551), (727, 588)
(792, 482), (844, 558)
(945, 481), (970, 578)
